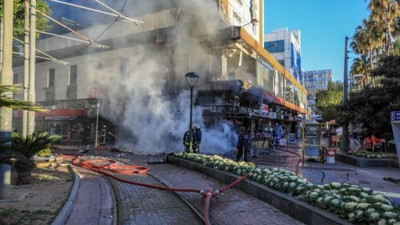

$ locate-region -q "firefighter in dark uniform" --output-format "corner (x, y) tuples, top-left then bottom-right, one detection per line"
(236, 127), (251, 162)
(183, 129), (194, 153)
(193, 124), (202, 153)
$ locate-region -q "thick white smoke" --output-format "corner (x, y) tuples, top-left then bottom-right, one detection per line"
(89, 0), (238, 154)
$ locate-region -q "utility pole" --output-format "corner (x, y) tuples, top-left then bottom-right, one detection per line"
(343, 36), (349, 152)
(23, 0), (30, 137)
(27, 0), (36, 134)
(0, 19), (3, 72)
(95, 101), (100, 148)
(0, 0), (14, 199)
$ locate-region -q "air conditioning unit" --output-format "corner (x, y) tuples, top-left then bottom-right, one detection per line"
(231, 26), (241, 39)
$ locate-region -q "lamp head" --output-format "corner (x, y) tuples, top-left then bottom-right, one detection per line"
(185, 72), (200, 87)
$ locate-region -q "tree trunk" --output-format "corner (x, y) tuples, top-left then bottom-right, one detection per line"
(17, 169), (33, 185)
(15, 158), (34, 185)
(369, 48), (375, 86)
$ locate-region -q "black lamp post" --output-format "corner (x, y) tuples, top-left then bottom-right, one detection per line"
(185, 72), (200, 132)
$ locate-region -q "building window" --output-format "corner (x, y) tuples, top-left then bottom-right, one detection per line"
(232, 11), (242, 23)
(69, 65), (77, 85)
(13, 74), (18, 84)
(264, 40), (284, 53)
(48, 68), (55, 88)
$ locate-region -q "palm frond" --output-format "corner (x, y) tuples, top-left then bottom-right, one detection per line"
(0, 84), (47, 112)
(11, 132), (61, 158)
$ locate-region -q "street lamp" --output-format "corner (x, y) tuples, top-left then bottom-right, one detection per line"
(185, 72), (200, 132)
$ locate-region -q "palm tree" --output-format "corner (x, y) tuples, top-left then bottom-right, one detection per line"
(0, 84), (47, 185)
(351, 57), (370, 89)
(11, 132), (60, 185)
(351, 24), (374, 83)
(369, 0), (400, 55)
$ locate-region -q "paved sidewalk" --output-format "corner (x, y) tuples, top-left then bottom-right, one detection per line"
(109, 173), (202, 225)
(65, 167), (114, 225)
(149, 163), (303, 225)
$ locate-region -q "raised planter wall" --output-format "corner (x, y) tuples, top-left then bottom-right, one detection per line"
(168, 156), (352, 225)
(336, 153), (399, 168)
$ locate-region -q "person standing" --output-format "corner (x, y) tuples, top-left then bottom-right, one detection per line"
(193, 124), (202, 153)
(183, 129), (194, 153)
(236, 127), (251, 162)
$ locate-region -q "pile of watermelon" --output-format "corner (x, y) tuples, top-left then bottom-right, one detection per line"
(174, 153), (400, 225)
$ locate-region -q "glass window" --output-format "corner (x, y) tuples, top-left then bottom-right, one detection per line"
(70, 65), (77, 85)
(13, 73), (18, 84)
(48, 68), (55, 88)
(264, 40), (284, 53)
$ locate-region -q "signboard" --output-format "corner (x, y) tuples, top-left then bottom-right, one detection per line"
(259, 104), (269, 117)
(391, 111), (400, 122)
(269, 112), (277, 119)
(45, 116), (77, 121)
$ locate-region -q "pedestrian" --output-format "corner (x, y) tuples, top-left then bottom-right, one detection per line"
(236, 127), (251, 162)
(193, 124), (202, 153)
(183, 129), (194, 153)
(66, 129), (72, 145)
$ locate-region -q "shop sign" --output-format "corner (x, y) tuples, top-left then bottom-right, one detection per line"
(250, 109), (259, 117)
(391, 111), (400, 121)
(269, 112), (277, 119)
(45, 116), (77, 121)
(259, 104), (269, 117)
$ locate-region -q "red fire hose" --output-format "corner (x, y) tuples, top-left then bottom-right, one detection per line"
(61, 155), (249, 225)
(276, 148), (301, 175)
(204, 192), (212, 225)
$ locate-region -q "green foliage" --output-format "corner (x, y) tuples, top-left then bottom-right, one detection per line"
(339, 55), (400, 136)
(175, 153), (400, 224)
(0, 0), (52, 39)
(0, 84), (47, 112)
(315, 81), (343, 122)
(11, 131), (60, 159)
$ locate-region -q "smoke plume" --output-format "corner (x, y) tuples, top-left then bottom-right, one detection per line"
(87, 0), (238, 154)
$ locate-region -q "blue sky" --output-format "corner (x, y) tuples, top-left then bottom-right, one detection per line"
(264, 0), (370, 81)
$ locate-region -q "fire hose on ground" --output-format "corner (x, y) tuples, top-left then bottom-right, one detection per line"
(61, 155), (249, 225)
(274, 147), (301, 175)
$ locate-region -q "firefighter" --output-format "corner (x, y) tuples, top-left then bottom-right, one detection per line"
(183, 129), (194, 153)
(191, 124), (202, 153)
(236, 127), (251, 162)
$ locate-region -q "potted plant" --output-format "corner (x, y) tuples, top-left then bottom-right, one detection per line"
(11, 132), (60, 185)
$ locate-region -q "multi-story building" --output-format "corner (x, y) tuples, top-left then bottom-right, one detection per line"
(12, 0), (308, 146)
(264, 28), (303, 85)
(303, 69), (333, 115)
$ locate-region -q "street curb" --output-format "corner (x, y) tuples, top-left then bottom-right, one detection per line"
(168, 156), (352, 225)
(51, 166), (80, 225)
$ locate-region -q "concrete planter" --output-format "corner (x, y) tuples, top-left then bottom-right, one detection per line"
(336, 153), (399, 168)
(168, 156), (352, 225)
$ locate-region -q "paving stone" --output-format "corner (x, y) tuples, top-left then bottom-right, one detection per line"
(149, 163), (304, 225)
(109, 172), (202, 225)
(65, 167), (114, 225)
